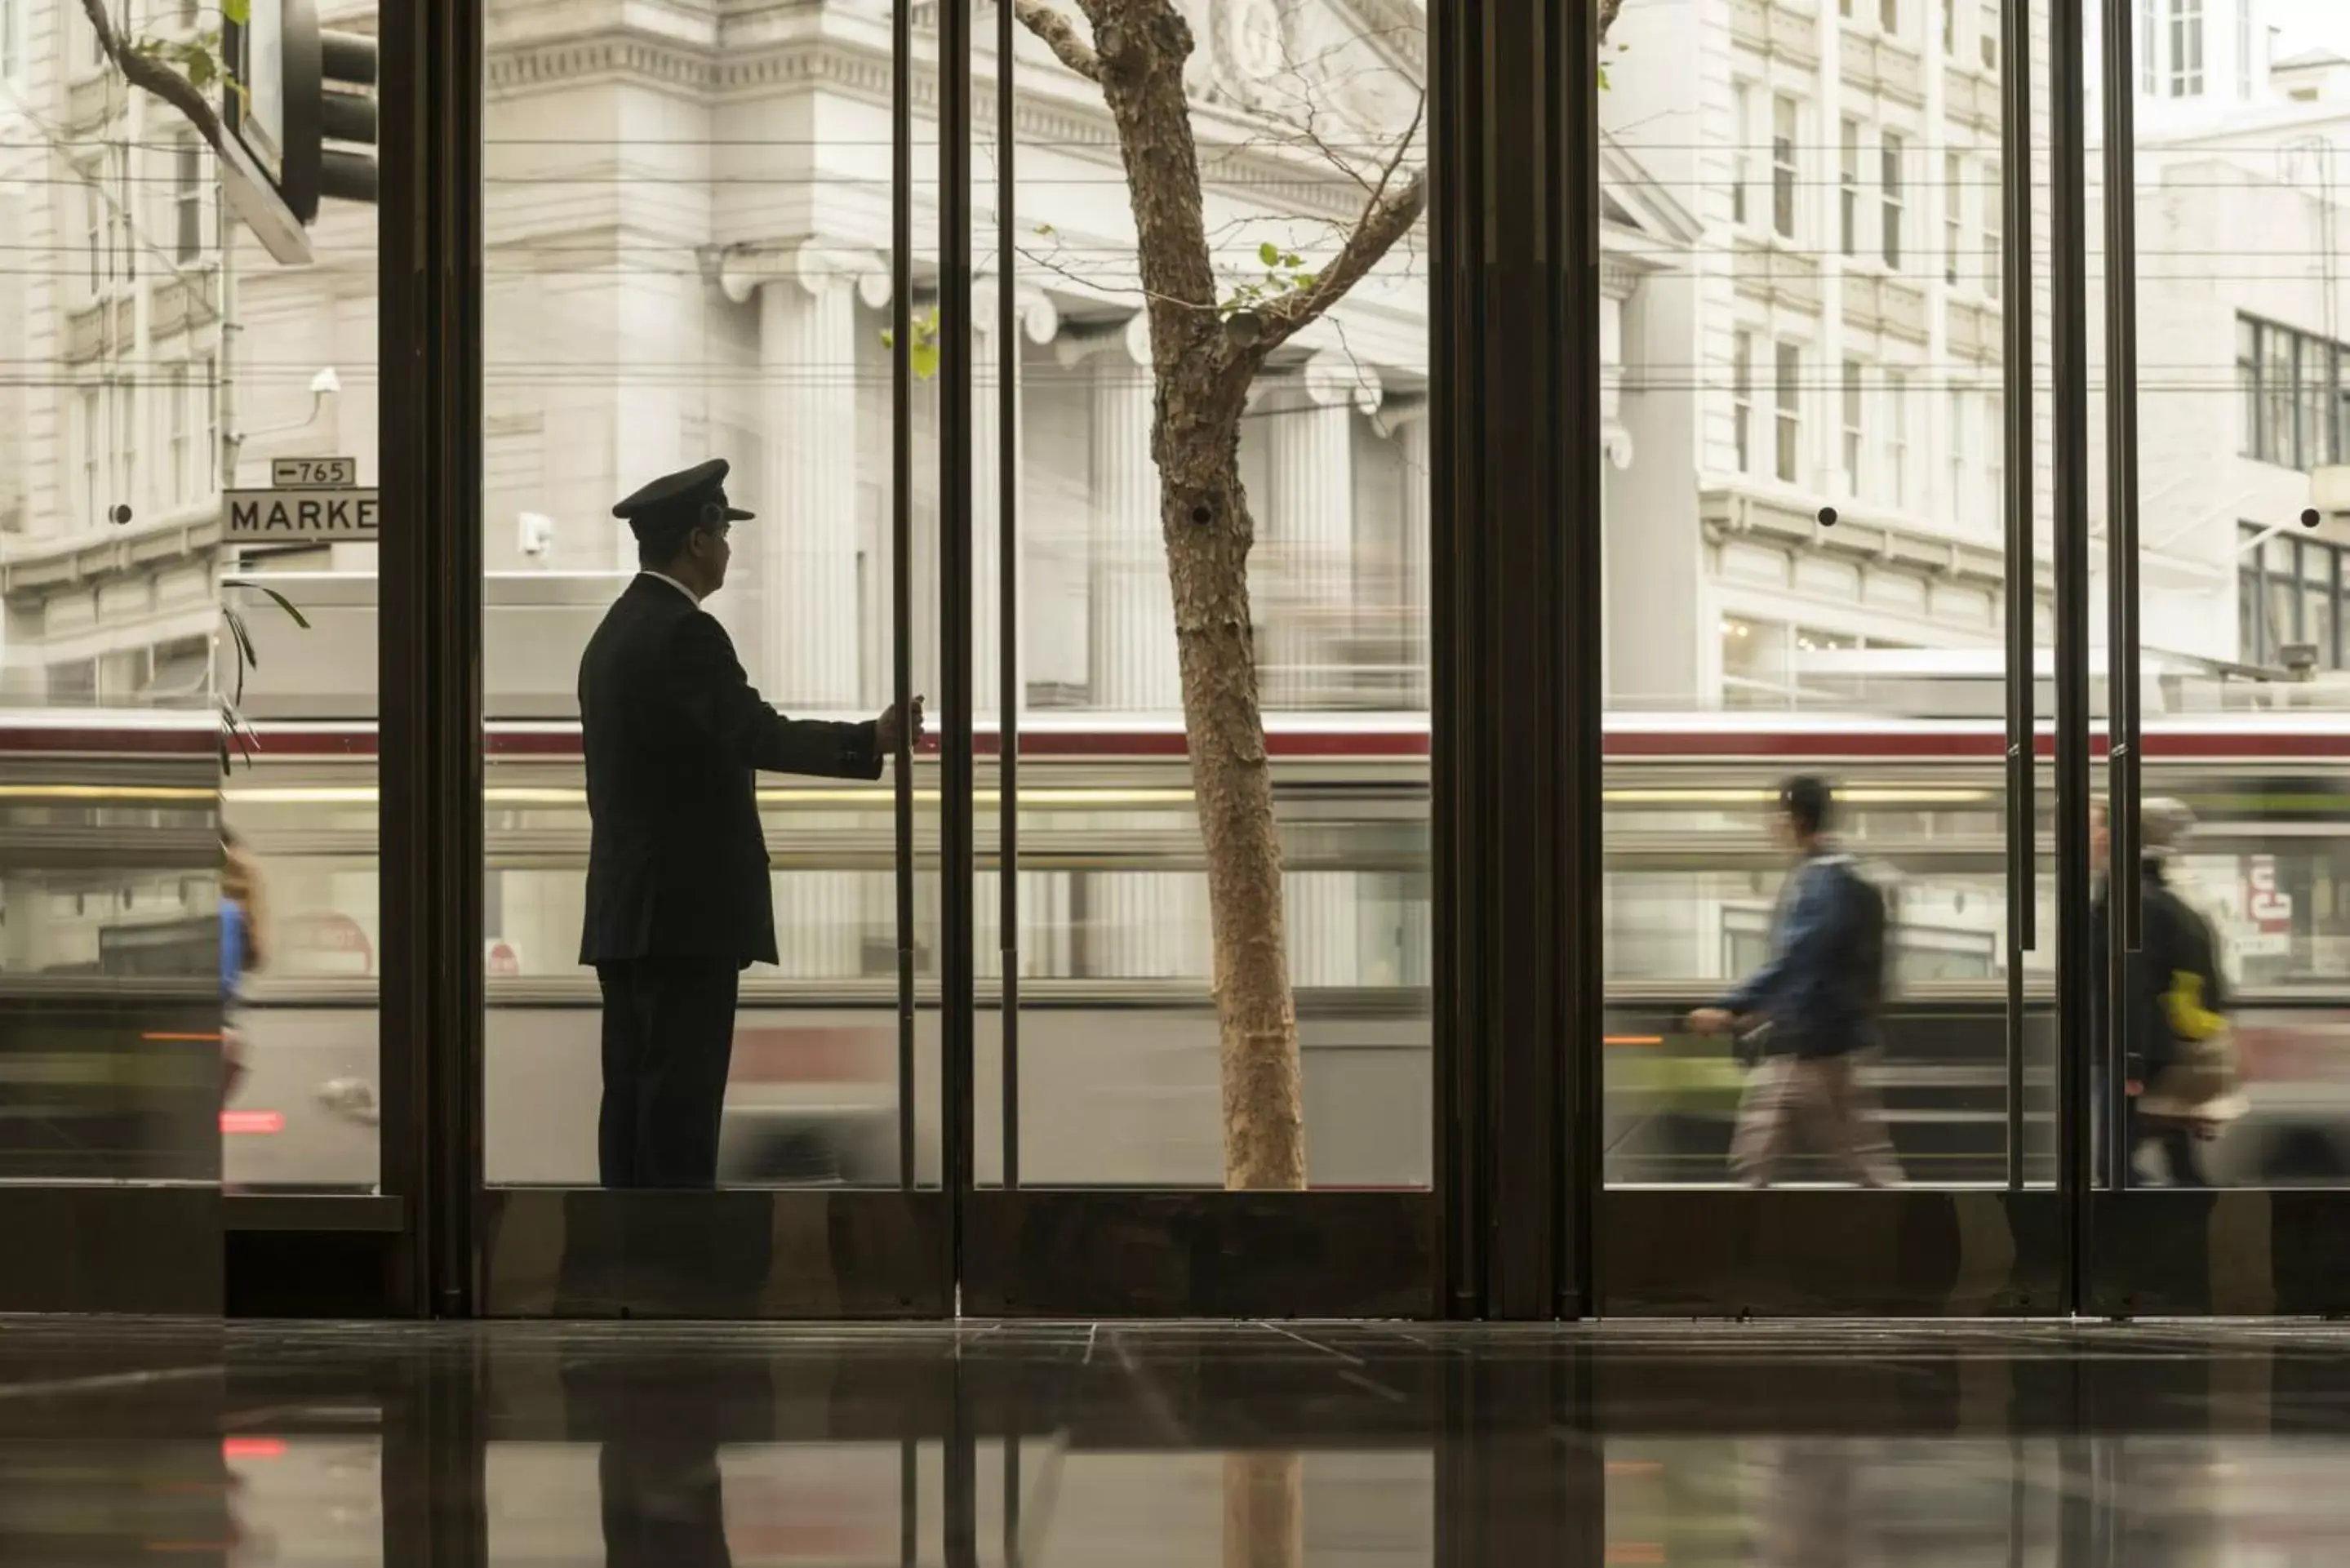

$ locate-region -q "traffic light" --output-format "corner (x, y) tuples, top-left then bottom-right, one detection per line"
(282, 0), (378, 220)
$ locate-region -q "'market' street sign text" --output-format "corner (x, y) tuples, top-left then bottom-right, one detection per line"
(224, 488), (380, 542)
(224, 455), (379, 544)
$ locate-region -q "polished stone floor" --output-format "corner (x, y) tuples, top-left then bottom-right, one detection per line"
(7, 1320), (2350, 1562)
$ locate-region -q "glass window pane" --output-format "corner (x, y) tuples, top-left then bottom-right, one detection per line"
(1604, 0), (2019, 1194)
(994, 0), (1434, 1189)
(1774, 94), (1800, 239)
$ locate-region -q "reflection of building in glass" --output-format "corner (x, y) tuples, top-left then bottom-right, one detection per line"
(1604, 0), (2046, 712)
(2102, 7), (2350, 674)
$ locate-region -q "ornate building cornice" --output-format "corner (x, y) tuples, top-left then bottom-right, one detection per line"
(484, 29), (1415, 228)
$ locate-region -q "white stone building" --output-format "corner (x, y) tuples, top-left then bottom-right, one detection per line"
(0, 0), (1691, 986)
(2090, 0), (2350, 673)
(1601, 0), (2044, 712)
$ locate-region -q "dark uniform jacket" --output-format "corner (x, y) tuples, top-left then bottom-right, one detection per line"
(578, 574), (881, 966)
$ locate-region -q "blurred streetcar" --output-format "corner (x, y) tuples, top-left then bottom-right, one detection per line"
(10, 708), (2350, 1188)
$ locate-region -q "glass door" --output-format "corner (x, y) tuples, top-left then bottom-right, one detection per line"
(950, 0), (1442, 1314)
(466, 0), (949, 1317)
(1588, 0), (2071, 1314)
(2086, 0), (2350, 1317)
(0, 7), (245, 1312)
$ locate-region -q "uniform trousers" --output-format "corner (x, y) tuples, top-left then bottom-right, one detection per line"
(596, 956), (741, 1189)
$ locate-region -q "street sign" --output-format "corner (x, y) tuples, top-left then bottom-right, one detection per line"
(223, 487), (380, 543)
(272, 455), (356, 486)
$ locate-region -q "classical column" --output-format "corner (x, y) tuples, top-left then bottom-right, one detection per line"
(1058, 315), (1190, 978)
(1068, 314), (1178, 712)
(722, 242), (888, 710)
(725, 243), (888, 979)
(971, 280), (1059, 722)
(1264, 351), (1381, 708)
(1377, 400), (1431, 708)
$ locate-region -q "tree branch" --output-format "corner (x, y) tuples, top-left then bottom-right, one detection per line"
(1013, 0), (1102, 82)
(78, 0), (234, 160)
(1246, 91), (1425, 359)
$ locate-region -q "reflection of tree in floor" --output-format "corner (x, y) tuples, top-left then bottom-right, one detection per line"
(1225, 1451), (1303, 1568)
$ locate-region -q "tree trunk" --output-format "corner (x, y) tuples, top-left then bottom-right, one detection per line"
(1223, 1451), (1305, 1567)
(1159, 420), (1304, 1189)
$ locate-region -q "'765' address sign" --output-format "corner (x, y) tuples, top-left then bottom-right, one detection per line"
(222, 456), (378, 544)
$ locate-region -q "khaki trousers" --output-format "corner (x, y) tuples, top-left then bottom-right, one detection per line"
(1730, 1050), (1903, 1188)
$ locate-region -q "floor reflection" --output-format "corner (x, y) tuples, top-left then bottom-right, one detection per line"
(18, 1323), (2350, 1563)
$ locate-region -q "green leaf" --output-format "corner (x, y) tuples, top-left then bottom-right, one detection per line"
(1282, 252), (1303, 269)
(224, 604), (258, 677)
(910, 339), (940, 380)
(184, 51), (217, 89)
(1033, 222), (1055, 236)
(223, 0), (251, 24)
(248, 584), (310, 629)
(1259, 241), (1280, 266)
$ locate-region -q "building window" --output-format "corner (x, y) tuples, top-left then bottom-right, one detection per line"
(2237, 0), (2252, 97)
(2141, 0), (2159, 94)
(1881, 131), (1905, 269)
(1948, 389), (1970, 526)
(1772, 95), (1799, 241)
(2241, 526), (2349, 670)
(1986, 392), (2006, 533)
(1721, 615), (1788, 709)
(168, 365), (192, 504)
(1732, 85), (1750, 227)
(2264, 323), (2294, 464)
(82, 181), (103, 296)
(2240, 317), (2263, 457)
(199, 355), (219, 492)
(1843, 359), (1865, 491)
(1880, 0), (1898, 33)
(111, 378), (133, 514)
(1984, 158), (2002, 300)
(1979, 0), (1998, 71)
(1775, 340), (1802, 483)
(174, 138), (204, 263)
(1944, 153), (1964, 285)
(1841, 119), (1861, 256)
(1942, 0), (1956, 54)
(2169, 0), (2204, 96)
(74, 387), (100, 523)
(2239, 526), (2262, 664)
(1734, 331), (1755, 473)
(1886, 367), (1910, 508)
(113, 145), (134, 284)
(2304, 340), (2336, 470)
(1841, 0), (1854, 16)
(0, 0), (20, 81)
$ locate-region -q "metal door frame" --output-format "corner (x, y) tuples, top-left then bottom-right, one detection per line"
(322, 0), (1492, 1321)
(1579, 0), (2078, 1318)
(0, 722), (221, 1315)
(945, 0), (1449, 1320)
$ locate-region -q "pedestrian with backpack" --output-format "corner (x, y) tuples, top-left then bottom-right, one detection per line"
(1690, 775), (1904, 1188)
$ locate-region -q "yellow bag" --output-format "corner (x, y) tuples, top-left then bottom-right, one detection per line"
(2140, 971), (2245, 1126)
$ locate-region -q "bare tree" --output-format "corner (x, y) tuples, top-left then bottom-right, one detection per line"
(1013, 0), (1624, 1187)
